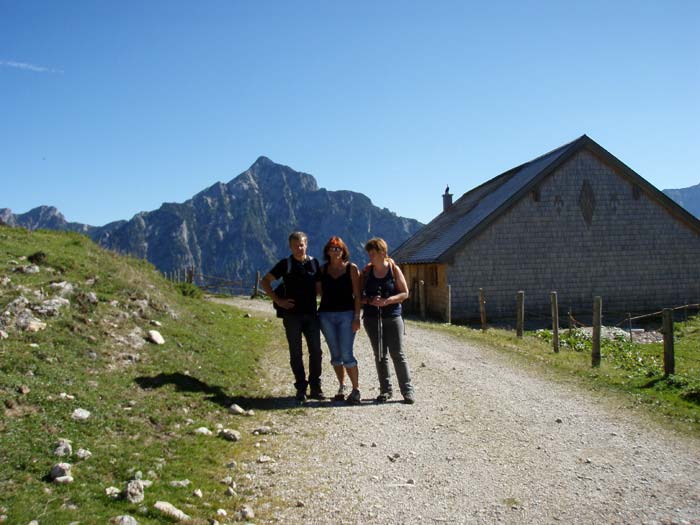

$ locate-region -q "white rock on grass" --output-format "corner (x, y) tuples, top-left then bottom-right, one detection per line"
(194, 427), (213, 436)
(193, 488), (203, 498)
(220, 475), (234, 485)
(125, 480), (145, 504)
(110, 516), (138, 525)
(168, 479), (190, 488)
(60, 392), (76, 400)
(256, 455), (275, 464)
(76, 448), (92, 460)
(105, 486), (121, 498)
(15, 311), (46, 332)
(147, 330), (165, 345)
(0, 330), (8, 340)
(53, 439), (73, 457)
(34, 297), (70, 316)
(71, 408), (91, 421)
(219, 429), (242, 442)
(54, 475), (74, 484)
(153, 501), (190, 521)
(238, 505), (255, 520)
(229, 403), (245, 415)
(252, 426), (273, 435)
(86, 292), (98, 304)
(49, 281), (73, 296)
(50, 463), (71, 480)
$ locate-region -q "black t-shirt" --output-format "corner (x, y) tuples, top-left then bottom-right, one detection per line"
(270, 256), (321, 315)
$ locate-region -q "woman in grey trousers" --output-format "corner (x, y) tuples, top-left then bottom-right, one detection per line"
(361, 237), (415, 404)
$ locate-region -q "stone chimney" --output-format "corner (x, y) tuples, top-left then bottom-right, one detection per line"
(442, 185), (453, 212)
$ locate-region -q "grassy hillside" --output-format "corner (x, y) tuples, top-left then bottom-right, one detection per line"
(0, 225), (280, 524)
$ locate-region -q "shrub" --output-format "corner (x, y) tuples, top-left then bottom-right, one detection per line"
(176, 282), (203, 299)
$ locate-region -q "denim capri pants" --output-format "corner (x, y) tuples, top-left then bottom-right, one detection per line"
(319, 310), (357, 367)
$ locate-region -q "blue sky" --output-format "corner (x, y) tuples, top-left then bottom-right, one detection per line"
(2, 1), (699, 226)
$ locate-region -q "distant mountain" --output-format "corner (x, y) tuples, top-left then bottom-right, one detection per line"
(663, 183), (700, 218)
(0, 205), (126, 241)
(2, 157), (423, 286)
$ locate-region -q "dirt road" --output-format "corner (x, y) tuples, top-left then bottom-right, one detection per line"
(215, 297), (700, 524)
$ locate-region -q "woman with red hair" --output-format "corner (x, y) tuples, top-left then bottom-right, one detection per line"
(318, 236), (362, 404)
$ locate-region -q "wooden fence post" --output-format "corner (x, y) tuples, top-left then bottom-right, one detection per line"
(251, 271), (260, 298)
(551, 291), (559, 353)
(446, 285), (452, 324)
(186, 266), (194, 284)
(592, 296), (602, 367)
(568, 307), (573, 335)
(627, 312), (633, 342)
(419, 280), (426, 320)
(516, 291), (524, 337)
(479, 288), (487, 331)
(663, 308), (675, 376)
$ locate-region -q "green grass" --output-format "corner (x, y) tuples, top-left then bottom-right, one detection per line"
(0, 226), (283, 523)
(417, 317), (700, 435)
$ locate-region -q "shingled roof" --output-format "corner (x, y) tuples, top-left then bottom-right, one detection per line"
(392, 135), (700, 264)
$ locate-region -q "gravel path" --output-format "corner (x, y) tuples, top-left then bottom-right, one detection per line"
(214, 297), (700, 524)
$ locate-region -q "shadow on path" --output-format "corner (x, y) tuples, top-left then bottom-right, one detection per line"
(134, 372), (353, 410)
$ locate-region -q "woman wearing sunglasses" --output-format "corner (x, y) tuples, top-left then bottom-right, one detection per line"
(318, 236), (362, 404)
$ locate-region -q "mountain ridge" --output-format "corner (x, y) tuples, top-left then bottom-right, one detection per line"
(663, 182), (700, 218)
(1, 157), (423, 285)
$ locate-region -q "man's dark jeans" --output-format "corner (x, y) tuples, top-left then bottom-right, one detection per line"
(282, 313), (322, 392)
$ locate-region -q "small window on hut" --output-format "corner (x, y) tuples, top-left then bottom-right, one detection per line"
(531, 188), (540, 202)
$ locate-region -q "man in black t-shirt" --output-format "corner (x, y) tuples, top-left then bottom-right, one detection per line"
(262, 231), (324, 402)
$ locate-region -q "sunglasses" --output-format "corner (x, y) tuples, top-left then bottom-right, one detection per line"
(328, 246), (343, 252)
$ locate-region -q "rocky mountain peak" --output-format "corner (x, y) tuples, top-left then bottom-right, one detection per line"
(3, 157), (424, 285)
(230, 156), (319, 195)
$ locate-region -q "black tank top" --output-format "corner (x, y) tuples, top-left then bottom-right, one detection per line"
(362, 264), (402, 318)
(319, 263), (355, 312)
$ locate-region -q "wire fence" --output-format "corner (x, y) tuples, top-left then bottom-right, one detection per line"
(162, 267), (254, 296)
(408, 281), (698, 375)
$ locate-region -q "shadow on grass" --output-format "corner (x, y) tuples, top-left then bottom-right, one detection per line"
(641, 376), (667, 389)
(135, 372), (305, 410)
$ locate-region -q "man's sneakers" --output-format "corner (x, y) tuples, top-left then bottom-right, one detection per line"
(402, 392), (416, 405)
(308, 387), (325, 400)
(294, 389), (307, 403)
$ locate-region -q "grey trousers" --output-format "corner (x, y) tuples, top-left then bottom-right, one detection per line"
(363, 315), (414, 397)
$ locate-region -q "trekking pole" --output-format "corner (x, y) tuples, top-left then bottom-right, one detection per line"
(376, 285), (383, 363)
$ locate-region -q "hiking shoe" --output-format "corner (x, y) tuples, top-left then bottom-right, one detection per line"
(375, 392), (392, 403)
(346, 388), (361, 405)
(402, 392), (415, 405)
(333, 385), (348, 401)
(308, 388), (326, 400)
(295, 389), (307, 403)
